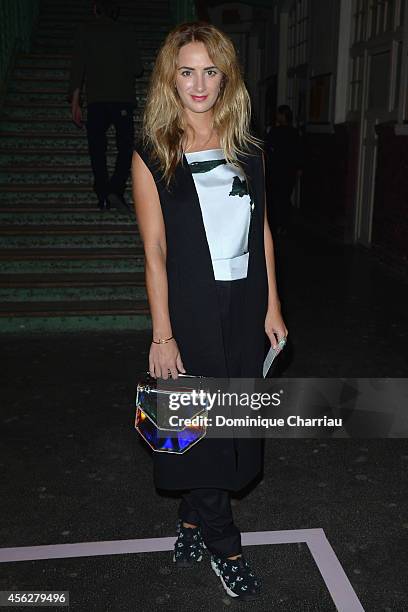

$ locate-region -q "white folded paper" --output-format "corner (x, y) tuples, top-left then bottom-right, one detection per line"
(262, 337), (287, 378)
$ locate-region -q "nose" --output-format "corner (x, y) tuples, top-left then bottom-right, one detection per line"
(194, 72), (205, 93)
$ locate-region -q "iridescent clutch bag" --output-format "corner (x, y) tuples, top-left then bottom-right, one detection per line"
(135, 373), (209, 454)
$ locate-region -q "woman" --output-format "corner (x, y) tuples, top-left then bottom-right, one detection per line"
(132, 21), (287, 601)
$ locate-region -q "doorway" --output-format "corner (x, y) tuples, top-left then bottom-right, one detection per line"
(355, 47), (391, 245)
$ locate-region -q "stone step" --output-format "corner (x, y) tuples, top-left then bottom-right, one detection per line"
(0, 211), (135, 224)
(12, 66), (152, 80)
(0, 246), (144, 261)
(0, 163), (107, 170)
(0, 106), (145, 121)
(39, 0), (168, 5)
(0, 158), (119, 172)
(4, 92), (143, 105)
(33, 38), (165, 49)
(0, 158), (116, 168)
(0, 136), (133, 150)
(0, 285), (146, 302)
(32, 39), (161, 51)
(0, 146), (99, 153)
(8, 75), (150, 87)
(0, 167), (112, 177)
(37, 13), (168, 23)
(31, 46), (160, 58)
(0, 234), (141, 249)
(0, 130), (89, 141)
(37, 10), (168, 20)
(1, 107), (145, 120)
(0, 224), (139, 235)
(3, 97), (74, 108)
(0, 310), (151, 333)
(40, 0), (168, 4)
(0, 192), (122, 205)
(35, 25), (169, 37)
(11, 66), (151, 79)
(0, 184), (96, 192)
(0, 271), (144, 287)
(29, 46), (153, 56)
(1, 257), (143, 275)
(0, 299), (150, 322)
(39, 2), (169, 13)
(0, 171), (126, 186)
(35, 25), (168, 37)
(0, 205), (108, 212)
(4, 91), (146, 106)
(12, 53), (155, 70)
(14, 58), (154, 71)
(39, 0), (169, 5)
(0, 175), (95, 187)
(39, 1), (169, 9)
(0, 117), (142, 129)
(0, 205), (132, 215)
(15, 57), (71, 68)
(2, 99), (95, 109)
(0, 182), (133, 192)
(0, 299), (149, 314)
(38, 9), (170, 18)
(12, 69), (73, 79)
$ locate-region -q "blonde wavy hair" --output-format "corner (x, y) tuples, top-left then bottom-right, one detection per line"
(141, 21), (262, 188)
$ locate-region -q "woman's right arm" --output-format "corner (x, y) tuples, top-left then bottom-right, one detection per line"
(131, 151), (185, 380)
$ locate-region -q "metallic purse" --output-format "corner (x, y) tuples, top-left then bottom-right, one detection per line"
(135, 373), (209, 454)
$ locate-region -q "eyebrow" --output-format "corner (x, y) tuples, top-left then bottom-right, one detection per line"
(177, 66), (218, 71)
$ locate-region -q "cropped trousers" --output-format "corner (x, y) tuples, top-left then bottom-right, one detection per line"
(177, 278), (247, 558)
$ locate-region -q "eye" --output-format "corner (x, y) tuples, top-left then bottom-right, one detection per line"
(207, 70), (218, 76)
(181, 70), (191, 77)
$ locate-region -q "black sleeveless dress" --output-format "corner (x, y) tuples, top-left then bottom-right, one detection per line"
(134, 140), (269, 491)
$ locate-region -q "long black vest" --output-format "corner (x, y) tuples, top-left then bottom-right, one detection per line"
(135, 141), (269, 491)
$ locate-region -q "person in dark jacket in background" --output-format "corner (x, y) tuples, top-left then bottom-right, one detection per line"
(265, 105), (303, 235)
(68, 0), (143, 212)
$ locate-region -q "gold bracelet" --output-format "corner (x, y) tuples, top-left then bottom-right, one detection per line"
(152, 335), (174, 344)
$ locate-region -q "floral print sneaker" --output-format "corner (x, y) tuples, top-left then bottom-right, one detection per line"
(173, 519), (206, 568)
(210, 554), (262, 600)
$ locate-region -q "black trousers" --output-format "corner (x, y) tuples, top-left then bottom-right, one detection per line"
(177, 278), (246, 558)
(86, 102), (135, 200)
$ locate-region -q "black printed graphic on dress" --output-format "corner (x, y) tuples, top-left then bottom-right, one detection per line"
(229, 175), (249, 198)
(188, 159), (254, 209)
(189, 159), (227, 173)
(230, 176), (254, 211)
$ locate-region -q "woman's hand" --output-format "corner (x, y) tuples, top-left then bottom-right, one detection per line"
(70, 89), (83, 129)
(71, 102), (83, 128)
(265, 304), (288, 349)
(149, 338), (186, 380)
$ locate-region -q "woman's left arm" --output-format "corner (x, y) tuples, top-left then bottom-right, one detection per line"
(262, 154), (288, 348)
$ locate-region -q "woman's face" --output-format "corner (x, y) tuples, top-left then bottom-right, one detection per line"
(175, 42), (223, 115)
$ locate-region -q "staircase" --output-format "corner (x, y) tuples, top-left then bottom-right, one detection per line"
(0, 0), (172, 333)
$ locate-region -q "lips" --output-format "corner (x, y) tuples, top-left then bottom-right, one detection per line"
(191, 95), (208, 101)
